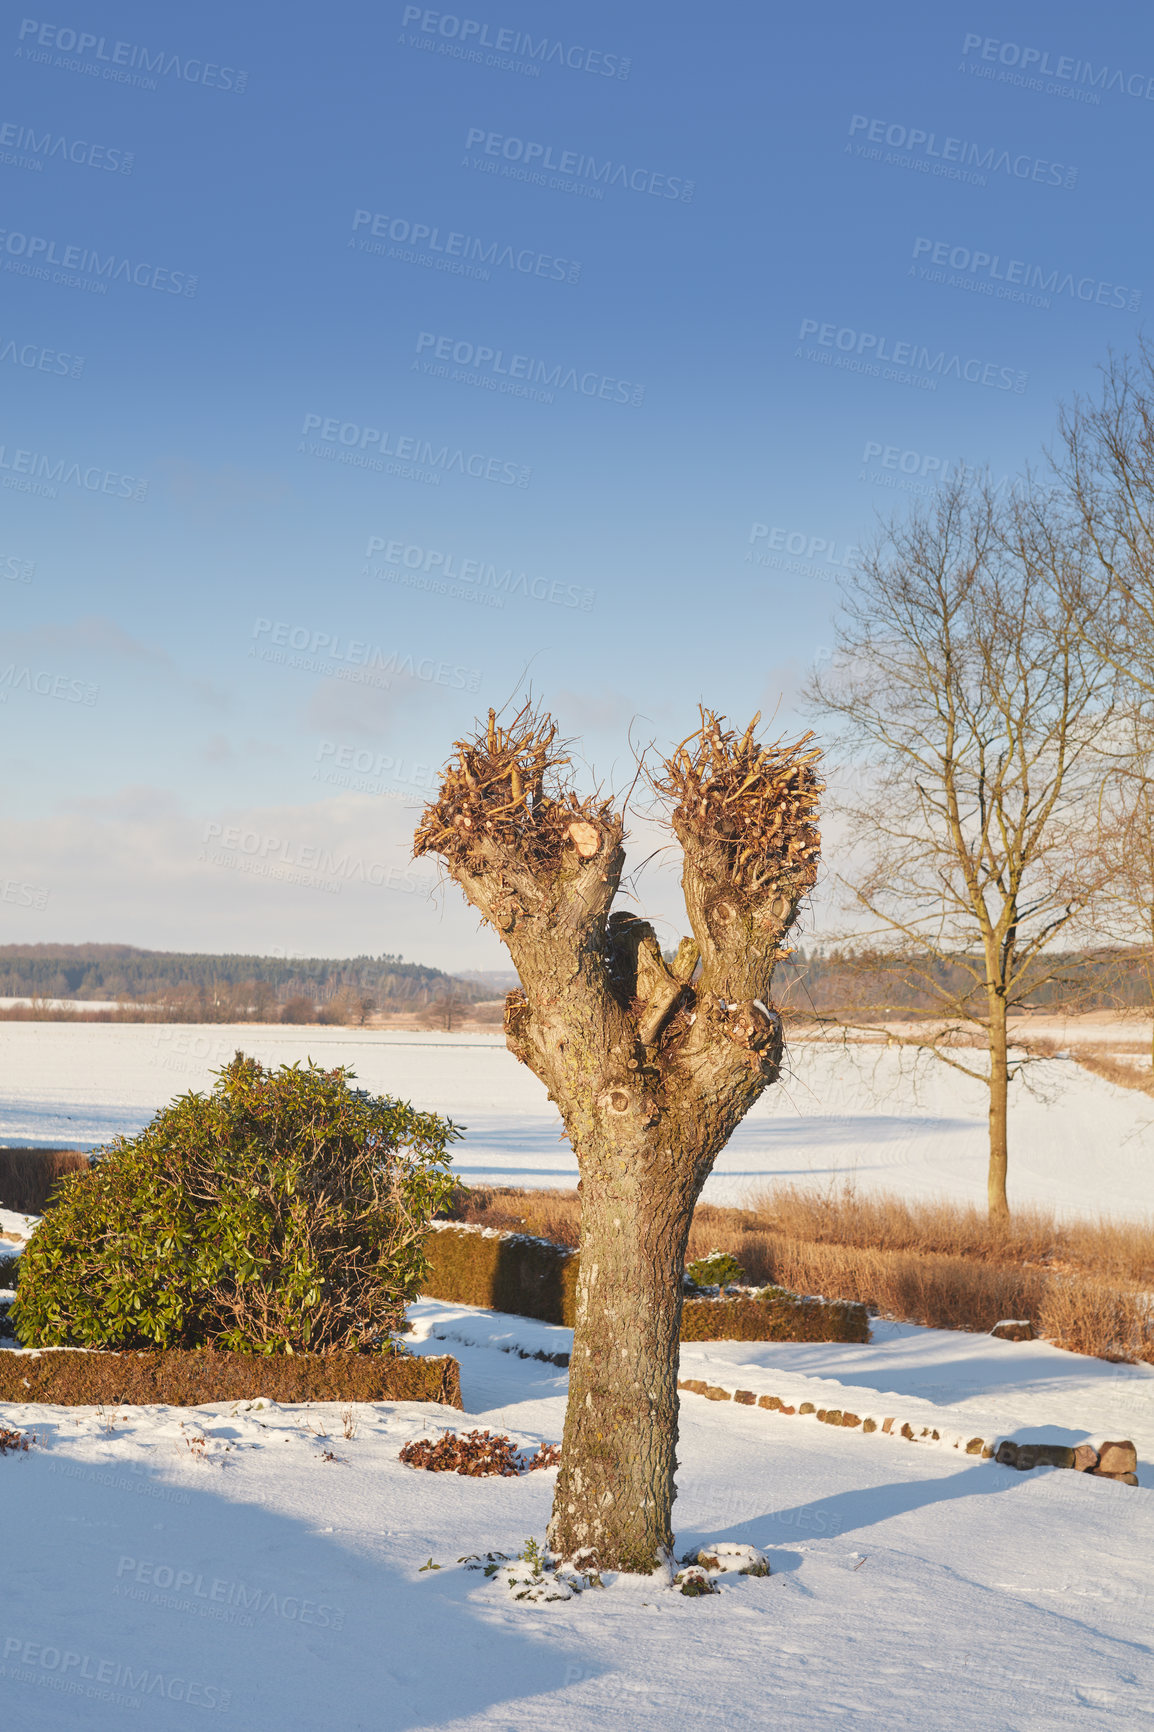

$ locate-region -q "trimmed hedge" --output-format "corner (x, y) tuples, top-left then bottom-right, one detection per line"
(0, 1147), (88, 1215)
(424, 1226), (869, 1343)
(423, 1226), (579, 1326)
(680, 1292), (869, 1344)
(0, 1349), (462, 1408)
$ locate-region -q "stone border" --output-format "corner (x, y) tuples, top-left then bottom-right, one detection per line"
(676, 1378), (1140, 1486)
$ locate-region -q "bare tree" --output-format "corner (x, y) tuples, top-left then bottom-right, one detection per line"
(1056, 344), (1154, 697)
(414, 703), (820, 1574)
(810, 477), (1113, 1224)
(419, 980), (466, 1032)
(1090, 713), (1154, 1073)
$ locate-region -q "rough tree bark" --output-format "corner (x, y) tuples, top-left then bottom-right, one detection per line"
(414, 704), (820, 1574)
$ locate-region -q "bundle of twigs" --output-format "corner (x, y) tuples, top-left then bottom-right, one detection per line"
(654, 709), (822, 899)
(414, 703), (614, 875)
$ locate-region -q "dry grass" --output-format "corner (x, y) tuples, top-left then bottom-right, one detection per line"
(1036, 1278), (1152, 1362)
(1067, 1044), (1154, 1098)
(744, 1181), (1154, 1287)
(447, 1181), (1154, 1363)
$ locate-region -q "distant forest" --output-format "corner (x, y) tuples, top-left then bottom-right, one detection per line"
(0, 944), (486, 1019)
(3, 942), (1148, 1027)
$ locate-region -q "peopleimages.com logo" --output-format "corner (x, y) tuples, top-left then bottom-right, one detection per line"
(960, 33), (1154, 102)
(250, 617), (482, 691)
(1, 334), (84, 375)
(364, 535), (595, 610)
(200, 822), (421, 895)
(298, 414), (531, 488)
(0, 116), (133, 172)
(1, 1633), (230, 1710)
(351, 209), (581, 283)
(463, 127), (694, 200)
(413, 331), (644, 406)
(0, 226), (196, 294)
(910, 237), (1141, 311)
(0, 663), (98, 704)
(846, 114), (1077, 189)
(746, 524), (859, 574)
(400, 8), (630, 78)
(15, 19), (247, 92)
(797, 319), (1028, 393)
(0, 442), (147, 500)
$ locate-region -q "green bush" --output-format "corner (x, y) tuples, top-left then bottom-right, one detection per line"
(685, 1249), (746, 1291)
(14, 1053), (460, 1353)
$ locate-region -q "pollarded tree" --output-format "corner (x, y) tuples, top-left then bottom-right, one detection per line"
(414, 704), (820, 1575)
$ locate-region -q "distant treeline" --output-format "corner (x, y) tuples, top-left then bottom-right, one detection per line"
(0, 944), (485, 1020)
(774, 947), (1153, 1018)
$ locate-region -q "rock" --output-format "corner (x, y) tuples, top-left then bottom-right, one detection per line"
(862, 1418), (878, 1433)
(841, 1412), (861, 1428)
(1072, 1444), (1099, 1472)
(734, 1390), (755, 1406)
(1090, 1468), (1139, 1485)
(758, 1394), (782, 1411)
(688, 1543), (770, 1577)
(799, 1402), (815, 1415)
(817, 1408), (843, 1426)
(703, 1385), (731, 1402)
(881, 1418), (895, 1434)
(991, 1320), (1036, 1342)
(997, 1440), (1075, 1471)
(965, 1437), (985, 1455)
(1096, 1440), (1138, 1476)
(1029, 1443), (1076, 1470)
(679, 1379), (707, 1395)
(900, 1423), (915, 1441)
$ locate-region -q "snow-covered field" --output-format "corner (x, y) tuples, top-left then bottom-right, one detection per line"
(2, 1301), (1151, 1730)
(2, 1021), (1153, 1218)
(3, 1023), (1153, 1728)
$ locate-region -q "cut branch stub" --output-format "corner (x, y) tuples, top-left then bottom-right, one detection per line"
(725, 1000), (781, 1055)
(567, 820), (601, 858)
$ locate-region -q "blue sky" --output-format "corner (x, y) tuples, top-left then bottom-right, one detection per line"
(3, 0), (1152, 967)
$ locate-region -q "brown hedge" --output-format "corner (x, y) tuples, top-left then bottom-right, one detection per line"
(0, 1147), (88, 1215)
(680, 1292), (869, 1343)
(423, 1227), (580, 1326)
(424, 1227), (869, 1343)
(0, 1349), (462, 1408)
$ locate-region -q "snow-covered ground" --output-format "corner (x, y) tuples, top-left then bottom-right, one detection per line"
(1, 1301), (1150, 1730)
(3, 1025), (1153, 1726)
(2, 1022), (1152, 1219)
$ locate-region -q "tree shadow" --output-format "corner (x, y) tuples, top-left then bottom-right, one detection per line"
(679, 1458), (1017, 1553)
(12, 1420), (599, 1730)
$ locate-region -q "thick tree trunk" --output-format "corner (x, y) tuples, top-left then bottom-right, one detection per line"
(986, 995), (1010, 1226)
(414, 705), (820, 1575)
(547, 1160), (697, 1573)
